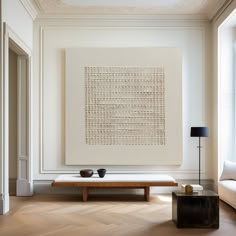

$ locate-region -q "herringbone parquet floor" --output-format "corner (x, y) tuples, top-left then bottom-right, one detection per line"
(0, 194), (235, 236)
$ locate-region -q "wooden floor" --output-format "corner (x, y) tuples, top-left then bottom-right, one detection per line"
(0, 194), (236, 236)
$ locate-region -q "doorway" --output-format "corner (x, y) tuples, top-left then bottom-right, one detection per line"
(0, 23), (33, 214)
(9, 48), (17, 196)
(8, 35), (33, 197)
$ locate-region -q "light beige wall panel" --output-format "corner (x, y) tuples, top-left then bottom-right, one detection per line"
(65, 47), (182, 165)
(33, 19), (211, 180)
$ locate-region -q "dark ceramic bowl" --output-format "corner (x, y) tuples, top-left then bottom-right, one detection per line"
(80, 169), (93, 177)
(97, 168), (106, 178)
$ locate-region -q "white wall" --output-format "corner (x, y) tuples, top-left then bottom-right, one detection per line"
(33, 17), (212, 183)
(9, 49), (17, 180)
(2, 0), (33, 50)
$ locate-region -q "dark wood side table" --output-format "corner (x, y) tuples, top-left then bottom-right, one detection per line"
(172, 190), (219, 228)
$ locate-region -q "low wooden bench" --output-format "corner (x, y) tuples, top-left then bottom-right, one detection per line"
(52, 174), (178, 201)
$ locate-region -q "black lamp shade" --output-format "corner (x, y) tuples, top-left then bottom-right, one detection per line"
(190, 127), (208, 137)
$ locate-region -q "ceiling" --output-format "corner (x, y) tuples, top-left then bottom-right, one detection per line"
(28, 0), (230, 20)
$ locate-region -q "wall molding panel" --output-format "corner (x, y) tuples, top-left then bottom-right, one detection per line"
(33, 18), (211, 181)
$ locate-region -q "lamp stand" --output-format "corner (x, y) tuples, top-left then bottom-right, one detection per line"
(198, 137), (201, 185)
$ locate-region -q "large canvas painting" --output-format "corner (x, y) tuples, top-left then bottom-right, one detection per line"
(65, 48), (182, 165)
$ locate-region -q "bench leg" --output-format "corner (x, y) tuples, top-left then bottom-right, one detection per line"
(144, 187), (150, 201)
(82, 187), (88, 201)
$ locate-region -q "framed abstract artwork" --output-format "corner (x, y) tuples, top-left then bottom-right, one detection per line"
(65, 47), (182, 165)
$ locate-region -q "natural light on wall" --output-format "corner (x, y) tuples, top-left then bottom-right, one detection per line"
(218, 8), (236, 177)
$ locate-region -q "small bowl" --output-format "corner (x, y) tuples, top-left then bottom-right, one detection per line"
(80, 169), (93, 177)
(97, 168), (106, 178)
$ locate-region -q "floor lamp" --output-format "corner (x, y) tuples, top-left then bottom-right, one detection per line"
(190, 127), (209, 185)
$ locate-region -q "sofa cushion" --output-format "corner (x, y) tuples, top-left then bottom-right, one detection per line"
(218, 180), (236, 209)
(220, 160), (236, 180)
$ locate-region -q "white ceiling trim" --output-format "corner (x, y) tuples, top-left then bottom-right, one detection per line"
(34, 0), (209, 15)
(34, 14), (211, 23)
(20, 0), (38, 20)
(26, 0), (232, 20)
(207, 0), (233, 20)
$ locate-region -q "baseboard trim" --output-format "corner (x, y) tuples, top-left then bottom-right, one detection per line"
(0, 193), (10, 215)
(33, 179), (214, 195)
(16, 179), (33, 196)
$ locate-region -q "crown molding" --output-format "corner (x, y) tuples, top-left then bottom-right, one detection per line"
(208, 0), (233, 20)
(32, 0), (215, 21)
(20, 0), (38, 20)
(34, 13), (210, 23)
(33, 0), (210, 15)
(25, 0), (233, 21)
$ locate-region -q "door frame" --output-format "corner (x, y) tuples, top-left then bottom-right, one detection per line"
(0, 23), (33, 214)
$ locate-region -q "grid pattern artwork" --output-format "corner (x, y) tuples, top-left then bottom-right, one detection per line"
(85, 67), (165, 145)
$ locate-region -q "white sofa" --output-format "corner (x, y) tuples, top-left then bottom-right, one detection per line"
(218, 160), (236, 209)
